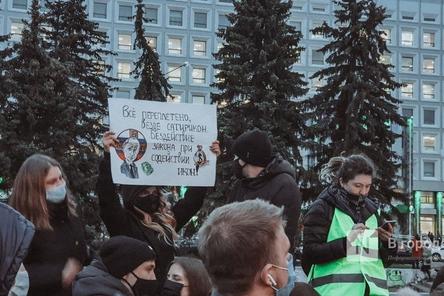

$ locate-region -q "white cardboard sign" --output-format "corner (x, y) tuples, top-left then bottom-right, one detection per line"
(108, 98), (217, 186)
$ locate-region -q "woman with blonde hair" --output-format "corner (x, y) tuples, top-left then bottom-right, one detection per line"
(97, 131), (219, 292)
(9, 154), (87, 296)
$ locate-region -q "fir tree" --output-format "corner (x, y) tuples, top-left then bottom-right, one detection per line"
(212, 0), (308, 166)
(40, 0), (115, 196)
(132, 0), (170, 101)
(303, 0), (407, 205)
(1, 0), (78, 182)
(0, 33), (16, 185)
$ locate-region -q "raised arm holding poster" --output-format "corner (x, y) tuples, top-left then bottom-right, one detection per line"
(108, 98), (217, 186)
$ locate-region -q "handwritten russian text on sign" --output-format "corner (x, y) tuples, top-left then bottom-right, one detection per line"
(108, 98), (217, 186)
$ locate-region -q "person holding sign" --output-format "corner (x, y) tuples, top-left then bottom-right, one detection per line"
(97, 131), (220, 292)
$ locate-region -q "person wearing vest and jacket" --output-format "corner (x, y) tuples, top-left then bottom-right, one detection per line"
(302, 154), (397, 296)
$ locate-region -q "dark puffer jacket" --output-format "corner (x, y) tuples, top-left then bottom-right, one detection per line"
(228, 155), (302, 252)
(72, 259), (130, 296)
(97, 152), (208, 290)
(24, 202), (88, 296)
(0, 203), (35, 296)
(302, 185), (397, 275)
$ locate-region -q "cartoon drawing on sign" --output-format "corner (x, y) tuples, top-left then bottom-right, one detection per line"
(194, 144), (209, 173)
(141, 161), (154, 176)
(115, 129), (147, 179)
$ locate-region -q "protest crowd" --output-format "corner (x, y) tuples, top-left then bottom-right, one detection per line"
(3, 123), (444, 296)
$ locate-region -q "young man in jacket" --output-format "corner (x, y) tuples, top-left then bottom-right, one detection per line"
(227, 129), (302, 253)
(198, 199), (291, 296)
(73, 236), (157, 296)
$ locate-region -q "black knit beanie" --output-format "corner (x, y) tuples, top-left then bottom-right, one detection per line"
(232, 129), (273, 167)
(100, 236), (156, 278)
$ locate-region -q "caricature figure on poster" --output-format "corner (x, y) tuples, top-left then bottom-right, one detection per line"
(115, 129), (147, 179)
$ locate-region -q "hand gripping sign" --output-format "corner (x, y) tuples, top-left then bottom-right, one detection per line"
(108, 98), (217, 186)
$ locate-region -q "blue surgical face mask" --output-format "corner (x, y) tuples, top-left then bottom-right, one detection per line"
(46, 182), (66, 204)
(276, 254), (295, 296)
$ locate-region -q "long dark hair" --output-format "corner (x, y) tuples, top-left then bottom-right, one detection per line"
(319, 154), (375, 185)
(169, 257), (212, 296)
(9, 154), (76, 230)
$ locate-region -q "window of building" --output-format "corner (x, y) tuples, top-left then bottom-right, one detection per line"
(145, 36), (157, 50)
(10, 22), (24, 41)
(422, 82), (436, 99)
(168, 93), (182, 103)
(167, 65), (182, 82)
(382, 28), (391, 44)
(311, 20), (324, 39)
(421, 192), (435, 204)
(194, 12), (207, 29)
(423, 161), (436, 177)
(312, 5), (326, 13)
(401, 82), (414, 98)
(168, 37), (182, 55)
(423, 15), (436, 22)
(193, 40), (206, 56)
(423, 32), (435, 48)
(420, 215), (435, 235)
(118, 33), (132, 51)
(192, 67), (206, 84)
(169, 9), (183, 26)
(423, 57), (436, 74)
(192, 95), (205, 104)
(402, 107), (414, 118)
(311, 50), (324, 65)
(401, 56), (413, 72)
(292, 20), (302, 32)
(401, 30), (414, 46)
(401, 14), (414, 21)
(115, 88), (130, 99)
(12, 0), (27, 10)
(145, 7), (158, 24)
(119, 4), (132, 22)
(218, 14), (229, 29)
(117, 62), (131, 79)
(93, 1), (107, 19)
(423, 109), (435, 125)
(423, 135), (437, 152)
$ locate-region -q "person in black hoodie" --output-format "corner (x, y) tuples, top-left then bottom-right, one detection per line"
(9, 154), (88, 296)
(302, 154), (397, 296)
(73, 236), (157, 296)
(227, 129), (301, 253)
(97, 131), (220, 291)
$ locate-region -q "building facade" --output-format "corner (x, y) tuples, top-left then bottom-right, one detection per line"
(1, 0), (444, 235)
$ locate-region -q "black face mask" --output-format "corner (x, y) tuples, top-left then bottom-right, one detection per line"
(232, 159), (246, 179)
(129, 272), (159, 296)
(133, 194), (161, 215)
(161, 280), (184, 296)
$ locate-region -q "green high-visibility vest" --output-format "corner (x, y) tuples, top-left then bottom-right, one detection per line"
(308, 208), (389, 296)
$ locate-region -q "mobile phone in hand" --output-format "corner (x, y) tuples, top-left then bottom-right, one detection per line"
(381, 220), (396, 230)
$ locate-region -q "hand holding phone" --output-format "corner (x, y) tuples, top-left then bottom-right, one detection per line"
(381, 220), (396, 231)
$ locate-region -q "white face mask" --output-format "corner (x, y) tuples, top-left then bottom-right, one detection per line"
(46, 182), (66, 203)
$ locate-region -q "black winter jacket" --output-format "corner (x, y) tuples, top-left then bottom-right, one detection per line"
(97, 152), (207, 289)
(24, 202), (88, 296)
(228, 155), (302, 252)
(0, 203), (35, 296)
(73, 259), (131, 296)
(302, 185), (397, 275)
